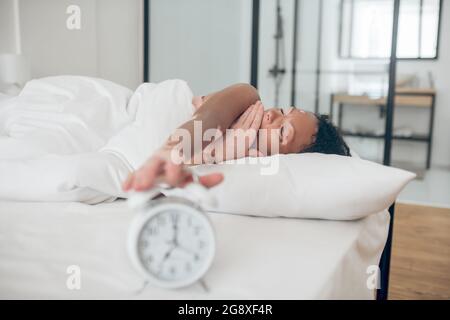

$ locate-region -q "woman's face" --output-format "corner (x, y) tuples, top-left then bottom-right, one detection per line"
(258, 107), (318, 155)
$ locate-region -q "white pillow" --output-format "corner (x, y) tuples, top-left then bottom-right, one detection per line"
(190, 153), (415, 220)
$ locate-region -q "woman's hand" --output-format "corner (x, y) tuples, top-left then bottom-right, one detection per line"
(122, 148), (224, 192)
(204, 101), (264, 163)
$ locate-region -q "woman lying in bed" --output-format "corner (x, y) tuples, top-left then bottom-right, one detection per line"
(123, 83), (350, 192)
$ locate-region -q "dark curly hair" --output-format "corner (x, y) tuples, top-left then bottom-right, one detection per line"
(301, 114), (351, 156)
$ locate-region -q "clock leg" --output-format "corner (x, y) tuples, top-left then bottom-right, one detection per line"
(133, 280), (149, 296)
(199, 278), (210, 293)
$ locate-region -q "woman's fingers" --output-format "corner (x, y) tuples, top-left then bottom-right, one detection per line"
(133, 156), (165, 191)
(242, 101), (263, 129)
(232, 103), (255, 129)
(123, 154), (224, 192)
(179, 172), (224, 188)
(198, 173), (224, 188)
(241, 102), (257, 129)
(232, 106), (252, 129)
(164, 161), (186, 186)
(249, 102), (264, 131)
(247, 148), (264, 158)
(122, 172), (135, 191)
(241, 102), (263, 149)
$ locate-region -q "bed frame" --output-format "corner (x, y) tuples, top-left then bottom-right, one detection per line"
(377, 203), (395, 300)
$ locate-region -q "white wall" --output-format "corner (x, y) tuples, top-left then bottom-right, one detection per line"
(395, 0), (450, 168)
(0, 0), (21, 53)
(96, 0), (142, 89)
(148, 0), (251, 95)
(17, 0), (142, 90)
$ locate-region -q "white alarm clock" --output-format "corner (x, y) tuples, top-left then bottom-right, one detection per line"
(127, 182), (216, 289)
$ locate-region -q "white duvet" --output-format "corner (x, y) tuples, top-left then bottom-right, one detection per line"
(0, 76), (194, 203)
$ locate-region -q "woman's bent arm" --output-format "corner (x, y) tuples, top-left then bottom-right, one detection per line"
(164, 83), (260, 155)
(123, 83), (260, 192)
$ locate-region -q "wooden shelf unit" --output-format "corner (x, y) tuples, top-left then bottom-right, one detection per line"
(329, 88), (436, 169)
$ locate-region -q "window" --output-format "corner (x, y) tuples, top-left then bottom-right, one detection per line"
(339, 0), (441, 59)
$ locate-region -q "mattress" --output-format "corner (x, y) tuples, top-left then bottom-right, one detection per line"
(0, 200), (389, 299)
(0, 92), (14, 105)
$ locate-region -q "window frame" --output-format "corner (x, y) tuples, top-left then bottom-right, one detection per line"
(338, 0), (443, 61)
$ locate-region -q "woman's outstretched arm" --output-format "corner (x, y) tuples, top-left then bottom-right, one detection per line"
(123, 83), (260, 192)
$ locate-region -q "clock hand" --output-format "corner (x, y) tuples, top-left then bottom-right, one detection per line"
(157, 244), (176, 274)
(164, 246), (175, 259)
(163, 241), (177, 261)
(170, 212), (179, 245)
(164, 238), (195, 256)
(165, 240), (189, 252)
(177, 245), (195, 255)
(172, 243), (199, 260)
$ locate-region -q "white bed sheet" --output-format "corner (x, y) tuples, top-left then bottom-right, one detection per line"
(0, 200), (389, 299)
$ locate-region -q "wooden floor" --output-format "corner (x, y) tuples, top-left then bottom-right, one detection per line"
(389, 203), (450, 299)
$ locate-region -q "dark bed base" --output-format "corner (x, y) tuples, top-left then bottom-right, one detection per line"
(377, 203), (395, 300)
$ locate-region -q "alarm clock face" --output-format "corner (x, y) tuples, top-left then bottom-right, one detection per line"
(130, 200), (215, 288)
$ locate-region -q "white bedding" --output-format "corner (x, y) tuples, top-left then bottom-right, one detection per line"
(0, 76), (194, 203)
(0, 200), (389, 299)
(0, 77), (391, 299)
